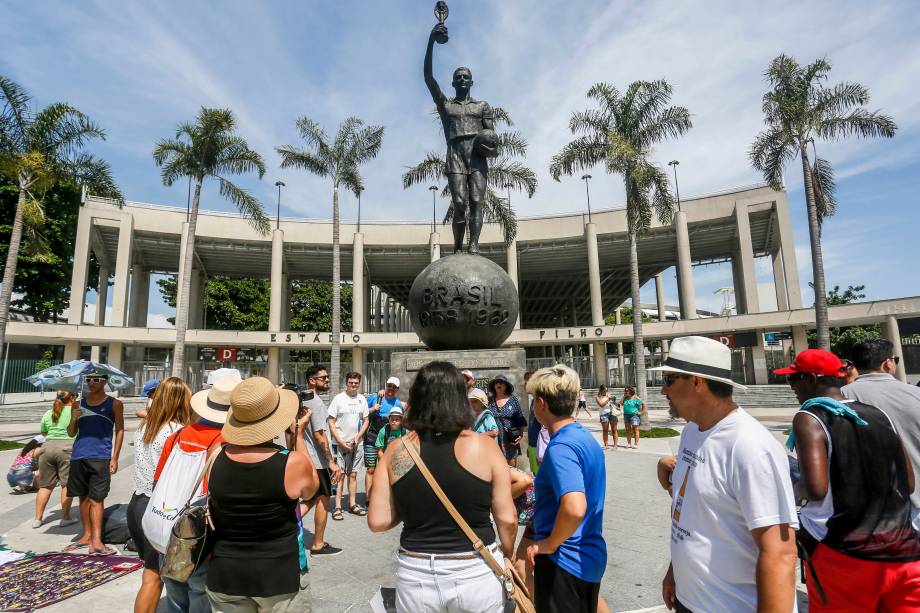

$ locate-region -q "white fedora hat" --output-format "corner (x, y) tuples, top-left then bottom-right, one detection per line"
(190, 373), (242, 423)
(649, 336), (747, 390)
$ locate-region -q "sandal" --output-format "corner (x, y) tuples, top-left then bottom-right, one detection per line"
(349, 504), (367, 516)
(91, 546), (118, 556)
(63, 542), (88, 552)
(332, 509), (344, 521)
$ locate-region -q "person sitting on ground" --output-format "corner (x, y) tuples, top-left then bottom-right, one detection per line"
(206, 377), (319, 611)
(622, 386), (645, 449)
(780, 349), (920, 610)
(488, 375), (526, 467)
(375, 407), (406, 459)
(327, 371), (369, 519)
(364, 377), (403, 503)
(595, 385), (619, 450)
(368, 361), (517, 613)
(654, 336), (797, 613)
(66, 370), (124, 556)
(469, 388), (500, 441)
(526, 365), (607, 613)
(8, 436), (43, 493)
(34, 392), (76, 528)
(128, 377), (193, 613)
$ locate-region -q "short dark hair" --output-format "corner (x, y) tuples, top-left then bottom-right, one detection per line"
(703, 379), (734, 399)
(345, 371), (362, 382)
(305, 365), (326, 380)
(816, 375), (843, 389)
(850, 339), (894, 372)
(405, 361), (473, 434)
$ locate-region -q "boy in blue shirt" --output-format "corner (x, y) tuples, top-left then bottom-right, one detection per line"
(526, 365), (606, 613)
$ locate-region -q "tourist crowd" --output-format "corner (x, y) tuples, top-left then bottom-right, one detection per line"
(11, 335), (920, 612)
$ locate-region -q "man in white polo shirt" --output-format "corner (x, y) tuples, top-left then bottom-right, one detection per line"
(327, 371), (369, 520)
(653, 336), (798, 613)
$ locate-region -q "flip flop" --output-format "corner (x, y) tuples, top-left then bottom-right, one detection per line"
(332, 509), (344, 521)
(63, 543), (88, 552)
(349, 505), (367, 516)
(91, 546), (118, 556)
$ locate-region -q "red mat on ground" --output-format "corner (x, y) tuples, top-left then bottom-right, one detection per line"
(0, 552), (141, 612)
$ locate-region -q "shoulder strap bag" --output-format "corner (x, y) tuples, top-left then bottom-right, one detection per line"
(161, 446), (222, 583)
(402, 438), (535, 613)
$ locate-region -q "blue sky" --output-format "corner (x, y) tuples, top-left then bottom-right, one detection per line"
(2, 0), (918, 325)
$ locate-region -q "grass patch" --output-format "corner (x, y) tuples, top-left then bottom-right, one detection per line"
(0, 440), (25, 451)
(615, 427), (679, 438)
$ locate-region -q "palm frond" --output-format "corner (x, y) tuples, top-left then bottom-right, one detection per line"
(488, 159), (537, 197)
(632, 79), (674, 121)
(568, 108), (609, 137)
(817, 108), (897, 140)
(402, 152), (445, 189)
(276, 145), (330, 178)
(801, 57), (832, 87)
(153, 138), (194, 185)
(549, 136), (606, 180)
(63, 153), (124, 202)
(294, 116), (328, 150)
(339, 167), (364, 198)
(749, 129), (796, 190)
(636, 105), (692, 149)
(0, 75), (32, 151)
(811, 156), (838, 222)
(814, 82), (870, 118)
(213, 137), (266, 179)
(491, 106), (513, 127)
(345, 123), (384, 168)
(586, 82), (620, 114)
(217, 177), (270, 235)
(334, 116), (364, 162)
(482, 188), (517, 245)
(30, 103), (105, 160)
(496, 131), (527, 157)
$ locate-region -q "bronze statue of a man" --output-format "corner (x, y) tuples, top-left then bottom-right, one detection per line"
(424, 21), (497, 255)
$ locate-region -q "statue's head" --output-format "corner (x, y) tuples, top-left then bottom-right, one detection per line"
(452, 67), (473, 94)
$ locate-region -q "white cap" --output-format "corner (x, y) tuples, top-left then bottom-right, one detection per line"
(389, 407), (404, 417)
(386, 376), (400, 388)
(34, 435), (46, 444)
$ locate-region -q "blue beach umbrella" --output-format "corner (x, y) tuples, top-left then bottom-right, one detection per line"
(26, 360), (135, 392)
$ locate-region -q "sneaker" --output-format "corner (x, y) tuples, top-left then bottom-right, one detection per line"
(59, 518), (78, 528)
(310, 543), (342, 557)
(31, 519), (42, 529)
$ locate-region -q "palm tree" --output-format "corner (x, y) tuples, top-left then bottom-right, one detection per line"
(402, 107), (536, 244)
(153, 107), (269, 378)
(277, 116), (384, 393)
(0, 75), (122, 351)
(550, 81), (691, 421)
(750, 55), (896, 350)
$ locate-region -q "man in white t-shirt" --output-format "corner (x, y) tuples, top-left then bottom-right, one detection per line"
(651, 336), (798, 613)
(326, 371), (369, 519)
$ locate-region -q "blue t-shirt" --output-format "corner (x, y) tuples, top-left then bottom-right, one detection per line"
(533, 422), (607, 582)
(72, 396), (116, 461)
(365, 392), (402, 418)
(473, 410), (499, 435)
(365, 393), (403, 445)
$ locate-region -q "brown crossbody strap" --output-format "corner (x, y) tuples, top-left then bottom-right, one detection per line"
(401, 436), (509, 581)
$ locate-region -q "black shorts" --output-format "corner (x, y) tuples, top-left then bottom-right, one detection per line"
(310, 468), (332, 501)
(66, 459), (111, 501)
(534, 555), (600, 613)
(127, 493), (160, 570)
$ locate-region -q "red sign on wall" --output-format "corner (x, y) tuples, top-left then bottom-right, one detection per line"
(217, 347), (238, 362)
(712, 334), (735, 348)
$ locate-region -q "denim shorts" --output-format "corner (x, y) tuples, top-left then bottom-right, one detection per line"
(624, 414), (641, 426)
(599, 413), (617, 424)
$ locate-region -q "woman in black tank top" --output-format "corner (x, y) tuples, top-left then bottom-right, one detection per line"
(368, 362), (517, 613)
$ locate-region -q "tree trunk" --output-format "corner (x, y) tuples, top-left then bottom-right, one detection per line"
(626, 194), (649, 430)
(172, 178), (202, 378)
(330, 183), (341, 395)
(0, 182), (28, 352)
(800, 144), (828, 350)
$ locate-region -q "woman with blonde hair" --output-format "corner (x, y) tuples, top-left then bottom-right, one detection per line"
(33, 391), (77, 528)
(128, 378), (193, 613)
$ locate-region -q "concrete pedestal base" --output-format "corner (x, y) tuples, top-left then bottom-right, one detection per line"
(390, 347), (527, 402)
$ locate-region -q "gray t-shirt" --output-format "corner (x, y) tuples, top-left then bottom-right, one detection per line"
(301, 391), (329, 470)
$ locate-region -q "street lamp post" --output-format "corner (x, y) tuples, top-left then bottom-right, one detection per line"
(581, 174), (592, 222)
(429, 185), (438, 232)
(274, 180), (285, 228)
(668, 160), (681, 212)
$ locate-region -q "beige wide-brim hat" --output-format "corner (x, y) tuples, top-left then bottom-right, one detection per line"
(649, 335), (747, 390)
(190, 373), (242, 423)
(221, 377), (299, 446)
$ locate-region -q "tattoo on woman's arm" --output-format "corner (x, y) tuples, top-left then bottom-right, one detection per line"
(391, 445), (416, 479)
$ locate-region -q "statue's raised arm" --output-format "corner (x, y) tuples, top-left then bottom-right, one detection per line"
(424, 24), (447, 104)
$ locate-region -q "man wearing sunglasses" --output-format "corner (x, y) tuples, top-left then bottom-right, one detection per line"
(65, 370), (125, 556)
(651, 336), (797, 613)
(842, 339), (920, 530)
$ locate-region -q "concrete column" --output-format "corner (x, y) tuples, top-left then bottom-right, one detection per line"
(655, 273), (669, 359)
(774, 196), (803, 309)
(585, 223), (603, 327)
(883, 316), (907, 382)
(364, 280), (371, 332)
(107, 342), (124, 371)
(268, 229), (284, 385)
(63, 341), (80, 362)
(733, 203), (760, 315)
(615, 307), (625, 383)
(673, 211), (697, 319)
(281, 274), (290, 331)
(352, 233), (365, 334)
(792, 326), (809, 355)
(68, 211), (92, 325)
(351, 347), (364, 377)
(772, 250), (788, 311)
(110, 215), (134, 327)
(383, 296), (392, 332)
(374, 288), (382, 332)
(128, 265), (149, 328)
(506, 238), (520, 329)
(94, 265), (110, 326)
(429, 232), (440, 263)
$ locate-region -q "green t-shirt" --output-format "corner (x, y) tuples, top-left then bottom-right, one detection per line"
(622, 398), (643, 416)
(40, 406), (75, 441)
(375, 425), (405, 451)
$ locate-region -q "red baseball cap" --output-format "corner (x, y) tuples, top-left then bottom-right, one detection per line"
(773, 349), (845, 377)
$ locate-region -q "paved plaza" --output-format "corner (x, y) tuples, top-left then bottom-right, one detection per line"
(0, 410), (806, 612)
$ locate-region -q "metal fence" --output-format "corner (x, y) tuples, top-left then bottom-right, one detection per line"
(0, 358), (64, 395)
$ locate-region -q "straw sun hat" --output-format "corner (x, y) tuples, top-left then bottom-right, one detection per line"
(221, 377), (299, 446)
